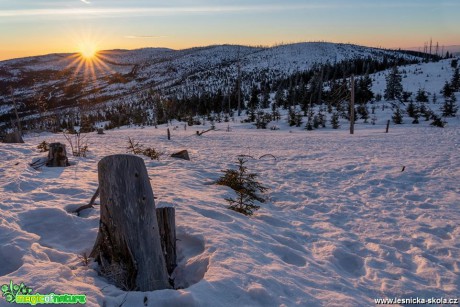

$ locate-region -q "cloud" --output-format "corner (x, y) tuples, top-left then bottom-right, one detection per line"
(1, 3), (458, 18)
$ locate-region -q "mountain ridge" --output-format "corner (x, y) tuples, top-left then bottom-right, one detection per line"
(0, 42), (426, 122)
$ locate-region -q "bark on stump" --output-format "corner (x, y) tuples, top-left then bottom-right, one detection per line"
(90, 154), (170, 291)
(3, 130), (24, 143)
(46, 143), (69, 167)
(156, 207), (177, 275)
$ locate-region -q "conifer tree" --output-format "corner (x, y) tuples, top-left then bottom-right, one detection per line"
(451, 68), (460, 91)
(288, 107), (296, 126)
(305, 107), (314, 131)
(406, 101), (417, 118)
(430, 113), (446, 127)
(441, 81), (453, 98)
(331, 112), (340, 129)
(384, 66), (403, 101)
(217, 158), (267, 216)
(356, 74), (374, 104)
(415, 89), (429, 102)
(392, 106), (403, 124)
(442, 93), (458, 117)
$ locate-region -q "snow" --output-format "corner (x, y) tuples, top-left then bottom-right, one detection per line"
(1, 54), (459, 306)
(372, 60), (454, 96)
(0, 42), (421, 113)
(1, 107), (459, 306)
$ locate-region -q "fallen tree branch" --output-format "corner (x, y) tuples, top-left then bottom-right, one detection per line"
(196, 127), (215, 136)
(259, 154), (277, 160)
(75, 187), (100, 216)
(29, 158), (47, 170)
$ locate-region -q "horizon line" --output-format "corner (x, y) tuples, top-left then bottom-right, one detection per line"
(3, 41), (460, 62)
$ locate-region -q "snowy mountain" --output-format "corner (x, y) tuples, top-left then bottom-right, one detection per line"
(0, 42), (421, 117)
(0, 43), (459, 306)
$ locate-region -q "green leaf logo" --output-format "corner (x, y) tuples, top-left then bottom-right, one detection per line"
(1, 280), (33, 304)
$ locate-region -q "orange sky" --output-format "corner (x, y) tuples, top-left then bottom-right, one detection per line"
(1, 1), (459, 61)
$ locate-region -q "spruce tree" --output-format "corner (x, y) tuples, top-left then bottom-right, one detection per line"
(217, 158), (267, 216)
(331, 112), (340, 129)
(442, 81), (453, 98)
(430, 114), (446, 127)
(357, 103), (369, 122)
(415, 89), (429, 102)
(406, 101), (417, 118)
(305, 107), (314, 130)
(392, 107), (403, 124)
(442, 93), (458, 117)
(451, 68), (460, 91)
(288, 107), (296, 126)
(384, 66), (403, 101)
(356, 74), (374, 104)
(318, 107), (326, 127)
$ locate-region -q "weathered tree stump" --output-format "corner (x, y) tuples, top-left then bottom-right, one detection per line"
(46, 143), (69, 167)
(3, 130), (24, 143)
(90, 154), (170, 291)
(97, 128), (104, 135)
(156, 207), (177, 275)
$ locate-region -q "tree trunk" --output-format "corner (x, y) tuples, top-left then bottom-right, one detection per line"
(46, 143), (69, 167)
(90, 154), (170, 291)
(156, 207), (177, 275)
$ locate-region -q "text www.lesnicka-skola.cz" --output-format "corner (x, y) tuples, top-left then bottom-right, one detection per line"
(375, 297), (459, 305)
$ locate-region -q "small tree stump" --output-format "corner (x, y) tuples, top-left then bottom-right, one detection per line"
(97, 128), (104, 135)
(46, 143), (69, 167)
(3, 130), (24, 143)
(90, 154), (170, 291)
(156, 207), (177, 275)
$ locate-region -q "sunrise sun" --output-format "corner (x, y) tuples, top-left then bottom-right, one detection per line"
(79, 42), (98, 60)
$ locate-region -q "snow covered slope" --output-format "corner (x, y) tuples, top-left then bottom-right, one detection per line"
(0, 106), (459, 306)
(0, 42), (419, 114)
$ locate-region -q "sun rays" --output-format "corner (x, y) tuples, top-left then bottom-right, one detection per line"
(60, 42), (116, 92)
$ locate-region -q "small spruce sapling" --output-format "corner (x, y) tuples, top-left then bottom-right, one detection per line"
(37, 141), (49, 152)
(217, 158), (267, 216)
(126, 137), (163, 160)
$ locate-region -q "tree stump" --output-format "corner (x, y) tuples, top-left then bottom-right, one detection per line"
(46, 143), (69, 167)
(156, 207), (177, 275)
(97, 128), (104, 135)
(3, 130), (24, 143)
(90, 154), (170, 291)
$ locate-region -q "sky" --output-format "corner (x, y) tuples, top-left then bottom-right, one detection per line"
(0, 0), (459, 61)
